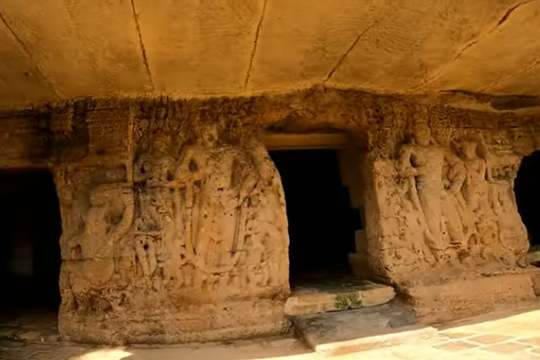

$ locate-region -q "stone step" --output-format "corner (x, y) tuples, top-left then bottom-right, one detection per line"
(285, 279), (395, 316)
(293, 302), (437, 357)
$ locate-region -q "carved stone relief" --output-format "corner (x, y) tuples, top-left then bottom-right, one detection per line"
(367, 122), (530, 283)
(3, 93), (536, 343)
(55, 115), (289, 343)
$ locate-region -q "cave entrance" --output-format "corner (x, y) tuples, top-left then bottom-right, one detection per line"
(515, 151), (540, 255)
(0, 169), (62, 338)
(269, 149), (362, 287)
(266, 133), (396, 317)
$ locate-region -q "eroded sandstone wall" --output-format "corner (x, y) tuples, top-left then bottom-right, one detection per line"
(50, 103), (289, 343)
(0, 110), (51, 168)
(2, 88), (540, 343)
(363, 120), (533, 284)
(353, 111), (540, 322)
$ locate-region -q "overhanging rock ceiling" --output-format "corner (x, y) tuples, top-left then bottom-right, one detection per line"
(1, 0), (540, 110)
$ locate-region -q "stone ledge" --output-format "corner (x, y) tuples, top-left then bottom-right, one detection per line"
(529, 266), (540, 296)
(404, 270), (539, 325)
(293, 302), (436, 356)
(59, 299), (288, 344)
(285, 281), (395, 316)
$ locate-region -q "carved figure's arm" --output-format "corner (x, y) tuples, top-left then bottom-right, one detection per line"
(111, 191), (134, 239)
(133, 156), (149, 183)
(172, 147), (208, 185)
(398, 145), (417, 177)
(249, 142), (275, 181)
(484, 161), (494, 182)
(445, 152), (466, 194)
(174, 147), (194, 180)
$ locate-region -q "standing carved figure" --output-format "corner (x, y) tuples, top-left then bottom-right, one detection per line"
(398, 124), (445, 256)
(455, 138), (503, 262)
(242, 140), (289, 288)
(133, 133), (178, 279)
(134, 133), (176, 185)
(183, 126), (251, 273)
(67, 184), (134, 287)
(441, 149), (470, 249)
(459, 140), (491, 213)
(490, 161), (528, 263)
(171, 128), (213, 262)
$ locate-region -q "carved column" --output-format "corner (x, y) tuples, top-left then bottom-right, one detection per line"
(54, 105), (289, 344)
(361, 121), (536, 322)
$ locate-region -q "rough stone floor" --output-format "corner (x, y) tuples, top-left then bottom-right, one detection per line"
(3, 306), (540, 359)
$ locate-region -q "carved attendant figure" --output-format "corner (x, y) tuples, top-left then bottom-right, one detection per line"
(441, 149), (470, 249)
(69, 185), (134, 286)
(171, 128), (212, 259)
(399, 124), (445, 256)
(490, 161), (528, 263)
(133, 133), (179, 279)
(242, 140), (289, 288)
(459, 140), (491, 213)
(134, 133), (176, 184)
(456, 138), (502, 262)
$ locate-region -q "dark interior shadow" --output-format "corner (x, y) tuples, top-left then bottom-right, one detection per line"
(270, 150), (362, 288)
(0, 169), (62, 320)
(515, 150), (540, 248)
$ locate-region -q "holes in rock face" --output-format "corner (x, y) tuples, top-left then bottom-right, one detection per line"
(71, 244), (82, 258)
(515, 151), (540, 248)
(270, 150), (362, 287)
(0, 169), (62, 311)
(189, 159), (198, 172)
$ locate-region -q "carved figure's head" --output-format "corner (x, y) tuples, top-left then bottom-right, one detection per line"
(152, 133), (173, 156)
(462, 141), (478, 160)
(199, 123), (219, 147)
(413, 123), (432, 146)
(456, 140), (479, 160)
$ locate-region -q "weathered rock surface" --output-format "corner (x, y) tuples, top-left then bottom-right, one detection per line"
(0, 88), (539, 343)
(2, 1), (540, 109)
(56, 119), (290, 343)
(406, 271), (539, 324)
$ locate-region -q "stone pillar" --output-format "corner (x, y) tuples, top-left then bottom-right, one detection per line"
(54, 105), (290, 344)
(360, 121), (537, 322)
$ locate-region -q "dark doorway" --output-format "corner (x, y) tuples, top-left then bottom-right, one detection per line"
(515, 151), (540, 247)
(0, 170), (62, 311)
(270, 150), (362, 287)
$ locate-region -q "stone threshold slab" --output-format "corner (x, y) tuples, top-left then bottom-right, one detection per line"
(293, 302), (437, 357)
(285, 279), (395, 316)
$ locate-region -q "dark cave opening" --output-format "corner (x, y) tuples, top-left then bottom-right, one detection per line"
(270, 150), (362, 287)
(515, 151), (540, 248)
(0, 169), (62, 313)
